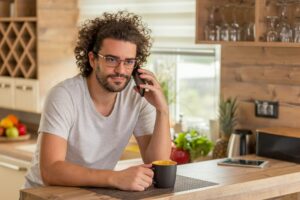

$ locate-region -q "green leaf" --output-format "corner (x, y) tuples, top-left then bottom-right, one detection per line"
(173, 129), (214, 160)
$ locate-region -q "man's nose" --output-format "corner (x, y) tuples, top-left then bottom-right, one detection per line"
(114, 61), (127, 73)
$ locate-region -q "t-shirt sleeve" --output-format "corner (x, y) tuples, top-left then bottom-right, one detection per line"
(38, 86), (74, 140)
(133, 98), (156, 137)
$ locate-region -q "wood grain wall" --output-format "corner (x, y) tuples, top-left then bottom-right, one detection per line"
(38, 0), (79, 109)
(221, 46), (300, 131)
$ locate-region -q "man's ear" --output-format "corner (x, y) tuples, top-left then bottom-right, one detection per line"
(88, 51), (97, 69)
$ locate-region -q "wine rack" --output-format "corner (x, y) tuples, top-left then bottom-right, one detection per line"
(0, 21), (36, 78)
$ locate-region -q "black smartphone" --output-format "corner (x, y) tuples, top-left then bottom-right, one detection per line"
(217, 158), (268, 168)
(132, 66), (146, 97)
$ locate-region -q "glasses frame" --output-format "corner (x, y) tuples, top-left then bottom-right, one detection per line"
(95, 52), (137, 69)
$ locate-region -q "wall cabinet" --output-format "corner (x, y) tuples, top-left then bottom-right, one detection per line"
(0, 77), (38, 112)
(196, 0), (300, 47)
(0, 0), (78, 113)
(0, 155), (30, 200)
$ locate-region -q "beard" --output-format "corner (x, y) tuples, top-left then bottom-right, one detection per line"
(95, 64), (131, 92)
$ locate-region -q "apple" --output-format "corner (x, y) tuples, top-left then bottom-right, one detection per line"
(170, 147), (190, 164)
(5, 127), (19, 138)
(0, 118), (13, 128)
(17, 123), (27, 136)
(0, 127), (5, 136)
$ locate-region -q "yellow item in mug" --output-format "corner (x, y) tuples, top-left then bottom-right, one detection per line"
(152, 160), (177, 166)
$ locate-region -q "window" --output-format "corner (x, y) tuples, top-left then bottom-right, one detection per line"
(147, 46), (220, 136)
(79, 0), (195, 47)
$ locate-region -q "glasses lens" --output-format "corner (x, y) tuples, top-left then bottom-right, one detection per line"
(124, 59), (136, 67)
(104, 56), (118, 67)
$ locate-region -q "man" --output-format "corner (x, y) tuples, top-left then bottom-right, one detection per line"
(24, 11), (171, 191)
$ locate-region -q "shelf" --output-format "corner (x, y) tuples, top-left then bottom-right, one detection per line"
(196, 41), (300, 48)
(196, 0), (300, 47)
(0, 17), (37, 22)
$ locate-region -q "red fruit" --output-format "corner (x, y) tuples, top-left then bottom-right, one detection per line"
(170, 147), (190, 164)
(0, 127), (5, 136)
(17, 123), (27, 136)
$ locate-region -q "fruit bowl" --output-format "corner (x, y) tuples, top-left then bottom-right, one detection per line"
(0, 114), (30, 142)
(0, 134), (31, 142)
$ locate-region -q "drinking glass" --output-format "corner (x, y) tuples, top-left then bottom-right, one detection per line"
(293, 17), (300, 42)
(204, 5), (220, 41)
(219, 3), (230, 41)
(292, 0), (300, 42)
(266, 16), (279, 42)
(242, 0), (255, 41)
(229, 4), (242, 41)
(276, 0), (293, 42)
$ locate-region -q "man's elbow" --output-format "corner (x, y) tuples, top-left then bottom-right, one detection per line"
(40, 163), (60, 186)
(40, 166), (54, 185)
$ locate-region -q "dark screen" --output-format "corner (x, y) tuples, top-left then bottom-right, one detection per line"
(223, 159), (265, 166)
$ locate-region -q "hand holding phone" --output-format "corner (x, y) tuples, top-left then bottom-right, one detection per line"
(132, 66), (146, 97)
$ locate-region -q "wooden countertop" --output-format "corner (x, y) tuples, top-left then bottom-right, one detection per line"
(20, 155), (300, 200)
(0, 135), (37, 162)
(0, 135), (140, 162)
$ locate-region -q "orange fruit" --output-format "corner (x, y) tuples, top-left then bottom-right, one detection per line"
(6, 114), (19, 126)
(0, 118), (14, 128)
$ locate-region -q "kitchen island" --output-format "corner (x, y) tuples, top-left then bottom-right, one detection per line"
(20, 155), (300, 200)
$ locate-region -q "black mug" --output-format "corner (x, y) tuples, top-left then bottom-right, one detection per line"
(152, 160), (177, 188)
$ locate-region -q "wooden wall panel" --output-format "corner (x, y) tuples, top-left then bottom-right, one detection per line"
(38, 9), (79, 27)
(222, 47), (300, 66)
(38, 0), (77, 9)
(37, 0), (79, 110)
(238, 101), (300, 129)
(221, 46), (300, 132)
(222, 82), (300, 105)
(223, 66), (300, 85)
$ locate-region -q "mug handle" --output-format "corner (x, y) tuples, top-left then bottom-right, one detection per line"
(151, 166), (156, 184)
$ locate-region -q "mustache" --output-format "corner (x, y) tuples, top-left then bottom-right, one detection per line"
(108, 73), (130, 79)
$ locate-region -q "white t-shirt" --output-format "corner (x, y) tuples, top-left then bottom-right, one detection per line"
(24, 75), (156, 188)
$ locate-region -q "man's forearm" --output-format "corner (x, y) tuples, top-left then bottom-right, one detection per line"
(144, 110), (171, 163)
(41, 160), (115, 187)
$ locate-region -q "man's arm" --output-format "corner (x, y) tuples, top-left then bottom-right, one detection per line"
(135, 68), (172, 163)
(136, 110), (171, 163)
(40, 133), (153, 191)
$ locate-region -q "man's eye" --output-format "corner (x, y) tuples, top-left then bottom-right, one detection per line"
(124, 60), (135, 65)
(106, 57), (117, 63)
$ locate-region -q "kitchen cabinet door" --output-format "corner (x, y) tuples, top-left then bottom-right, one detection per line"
(0, 76), (14, 109)
(14, 78), (39, 112)
(0, 156), (29, 200)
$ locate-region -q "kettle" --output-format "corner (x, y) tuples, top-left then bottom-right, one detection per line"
(227, 129), (252, 158)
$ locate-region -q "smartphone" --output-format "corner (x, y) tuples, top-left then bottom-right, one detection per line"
(132, 66), (146, 97)
(217, 158), (268, 168)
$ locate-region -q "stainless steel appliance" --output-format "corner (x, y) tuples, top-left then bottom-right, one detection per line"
(227, 129), (252, 158)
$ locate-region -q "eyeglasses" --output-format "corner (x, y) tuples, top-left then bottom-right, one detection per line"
(96, 53), (137, 69)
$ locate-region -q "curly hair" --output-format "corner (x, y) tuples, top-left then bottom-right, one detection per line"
(74, 10), (153, 77)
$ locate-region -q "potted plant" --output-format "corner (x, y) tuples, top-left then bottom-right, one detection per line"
(171, 129), (214, 164)
(212, 96), (238, 159)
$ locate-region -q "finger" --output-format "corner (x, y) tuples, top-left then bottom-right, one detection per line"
(143, 168), (154, 178)
(141, 173), (153, 185)
(137, 68), (153, 75)
(133, 184), (146, 191)
(139, 74), (160, 87)
(141, 163), (152, 168)
(139, 84), (158, 93)
(138, 177), (152, 189)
